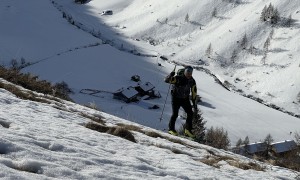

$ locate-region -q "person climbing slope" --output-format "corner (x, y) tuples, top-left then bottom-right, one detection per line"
(164, 66), (197, 138)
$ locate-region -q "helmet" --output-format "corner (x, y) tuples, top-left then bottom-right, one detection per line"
(184, 66), (193, 74)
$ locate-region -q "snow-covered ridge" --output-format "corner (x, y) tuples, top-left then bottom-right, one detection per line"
(1, 78), (299, 179)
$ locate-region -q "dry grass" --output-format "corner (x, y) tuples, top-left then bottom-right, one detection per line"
(80, 113), (105, 125)
(228, 160), (265, 171)
(107, 127), (136, 143)
(115, 124), (173, 141)
(116, 123), (143, 133)
(252, 148), (300, 172)
(0, 120), (11, 128)
(0, 82), (50, 104)
(85, 122), (136, 143)
(85, 122), (109, 133)
(144, 131), (164, 139)
(14, 165), (41, 174)
(200, 158), (221, 168)
(200, 155), (265, 171)
(0, 66), (72, 101)
(270, 151), (300, 172)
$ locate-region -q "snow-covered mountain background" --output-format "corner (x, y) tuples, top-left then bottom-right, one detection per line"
(1, 0), (300, 179)
(1, 0), (300, 153)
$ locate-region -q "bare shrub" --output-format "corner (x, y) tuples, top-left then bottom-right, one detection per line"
(205, 127), (230, 150)
(272, 150), (300, 172)
(0, 66), (72, 101)
(10, 59), (19, 70)
(53, 81), (74, 101)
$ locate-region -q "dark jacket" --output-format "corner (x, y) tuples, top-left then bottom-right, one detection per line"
(165, 74), (197, 101)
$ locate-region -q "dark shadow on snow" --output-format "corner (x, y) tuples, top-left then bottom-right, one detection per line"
(199, 101), (215, 109)
(269, 48), (288, 53)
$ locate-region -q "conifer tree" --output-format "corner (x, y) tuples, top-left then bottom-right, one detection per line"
(244, 136), (250, 145)
(266, 3), (274, 19)
(192, 108), (206, 143)
(205, 43), (213, 58)
(185, 13), (190, 22)
(264, 133), (274, 146)
(212, 7), (217, 18)
(261, 52), (267, 65)
(260, 3), (280, 24)
(231, 49), (238, 63)
(264, 133), (274, 158)
(249, 44), (255, 55)
(263, 37), (271, 52)
(271, 8), (280, 24)
(286, 14), (293, 27)
(260, 6), (268, 21)
(240, 33), (248, 50)
(236, 138), (243, 147)
(269, 28), (274, 39)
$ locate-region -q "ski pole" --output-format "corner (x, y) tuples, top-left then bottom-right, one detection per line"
(160, 65), (176, 121)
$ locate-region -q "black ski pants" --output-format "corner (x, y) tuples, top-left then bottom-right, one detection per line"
(169, 96), (193, 131)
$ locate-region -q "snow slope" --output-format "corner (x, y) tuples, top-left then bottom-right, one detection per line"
(0, 0), (299, 145)
(99, 0), (300, 114)
(0, 79), (299, 179)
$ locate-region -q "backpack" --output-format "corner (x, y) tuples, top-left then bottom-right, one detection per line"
(176, 68), (185, 76)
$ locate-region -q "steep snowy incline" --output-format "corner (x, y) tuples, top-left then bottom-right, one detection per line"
(0, 80), (299, 179)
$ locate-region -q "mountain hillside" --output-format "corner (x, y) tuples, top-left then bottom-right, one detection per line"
(0, 78), (299, 179)
(0, 0), (299, 145)
(100, 0), (300, 115)
(60, 0), (300, 115)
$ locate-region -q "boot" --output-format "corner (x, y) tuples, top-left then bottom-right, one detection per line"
(184, 129), (195, 139)
(168, 129), (178, 136)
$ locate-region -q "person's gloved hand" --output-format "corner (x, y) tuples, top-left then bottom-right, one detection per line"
(170, 71), (175, 77)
